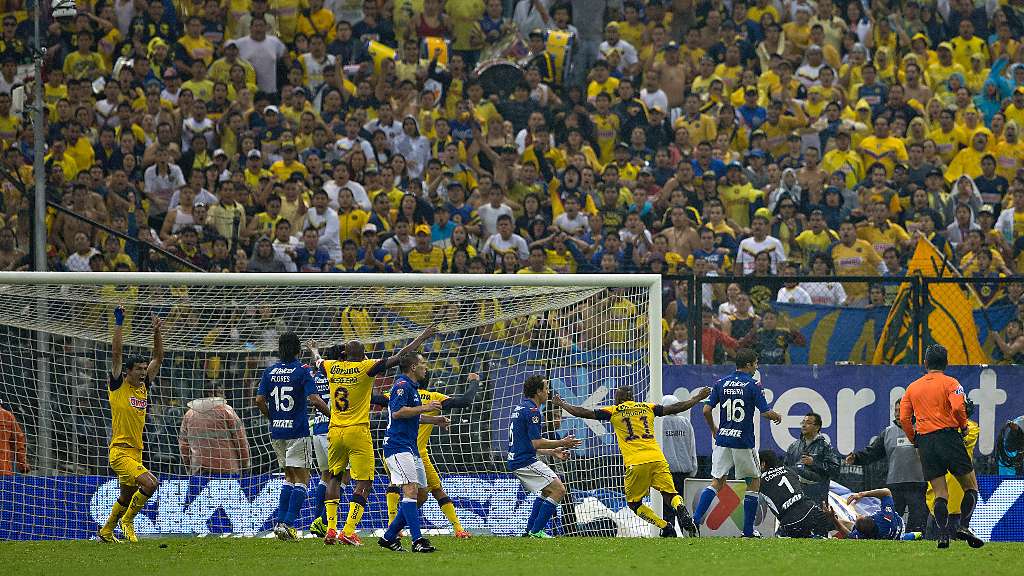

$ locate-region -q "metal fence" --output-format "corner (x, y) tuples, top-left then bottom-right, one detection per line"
(665, 274), (1024, 366)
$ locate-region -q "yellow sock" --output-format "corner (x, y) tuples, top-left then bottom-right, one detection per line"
(635, 504), (668, 528)
(103, 500), (128, 531)
(326, 499), (339, 531)
(342, 495), (366, 535)
(386, 491), (400, 525)
(121, 490), (150, 524)
(440, 501), (463, 533)
(670, 494), (682, 509)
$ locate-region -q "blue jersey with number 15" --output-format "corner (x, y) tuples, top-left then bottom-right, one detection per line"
(705, 370), (769, 449)
(257, 359), (317, 440)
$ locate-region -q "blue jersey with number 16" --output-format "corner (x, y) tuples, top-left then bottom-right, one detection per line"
(705, 370), (769, 449)
(257, 359), (317, 440)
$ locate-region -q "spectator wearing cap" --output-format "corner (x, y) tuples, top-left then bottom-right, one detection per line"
(357, 224), (394, 272)
(209, 41), (257, 88)
(270, 141), (308, 181)
(407, 224), (446, 273)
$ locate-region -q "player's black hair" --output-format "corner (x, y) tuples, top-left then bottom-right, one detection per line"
(523, 375), (548, 399)
(125, 354), (148, 370)
(854, 516), (879, 538)
(278, 331), (301, 363)
(324, 344), (345, 361)
(734, 348), (758, 370)
(398, 353), (421, 373)
(614, 386), (634, 403)
(925, 344), (948, 371)
(758, 450), (781, 469)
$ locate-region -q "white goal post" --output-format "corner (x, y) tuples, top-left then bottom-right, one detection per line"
(0, 272), (663, 540)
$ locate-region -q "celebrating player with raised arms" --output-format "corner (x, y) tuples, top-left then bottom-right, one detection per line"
(507, 375), (581, 538)
(256, 332), (330, 540)
(308, 324), (436, 546)
(98, 306), (163, 543)
(378, 354), (451, 553)
(553, 385), (711, 537)
(374, 370), (480, 539)
(693, 348), (782, 537)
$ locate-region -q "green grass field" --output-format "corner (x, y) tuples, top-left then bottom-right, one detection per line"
(3, 536), (1023, 576)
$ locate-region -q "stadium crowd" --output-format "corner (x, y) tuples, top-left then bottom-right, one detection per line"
(4, 0), (1024, 363)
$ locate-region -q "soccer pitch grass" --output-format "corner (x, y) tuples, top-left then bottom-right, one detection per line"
(3, 536), (1023, 576)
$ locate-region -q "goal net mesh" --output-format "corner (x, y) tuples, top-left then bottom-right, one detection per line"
(0, 277), (658, 539)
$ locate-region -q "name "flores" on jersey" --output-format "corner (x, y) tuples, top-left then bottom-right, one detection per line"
(129, 397), (147, 409)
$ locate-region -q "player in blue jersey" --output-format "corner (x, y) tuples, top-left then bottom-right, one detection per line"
(256, 332), (330, 540)
(507, 375), (581, 538)
(693, 348), (782, 537)
(832, 488), (906, 540)
(378, 354), (451, 553)
(308, 344), (341, 538)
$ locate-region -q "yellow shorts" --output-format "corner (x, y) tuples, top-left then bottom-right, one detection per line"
(624, 460), (676, 503)
(109, 446), (149, 487)
(328, 424), (374, 480)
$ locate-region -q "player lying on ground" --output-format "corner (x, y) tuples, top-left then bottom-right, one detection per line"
(552, 386), (711, 537)
(757, 450), (838, 538)
(827, 488), (906, 540)
(694, 348), (782, 538)
(256, 332), (330, 540)
(378, 353), (451, 553)
(307, 325), (436, 546)
(370, 371), (480, 539)
(99, 306), (163, 543)
(508, 375), (581, 538)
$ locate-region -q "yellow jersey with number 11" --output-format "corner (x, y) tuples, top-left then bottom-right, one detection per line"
(596, 401), (667, 466)
(323, 359), (378, 428)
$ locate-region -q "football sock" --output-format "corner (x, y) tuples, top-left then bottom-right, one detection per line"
(314, 481), (327, 522)
(122, 488), (153, 525)
(342, 493), (367, 535)
(669, 494), (683, 509)
(401, 498), (422, 541)
(437, 496), (464, 533)
(530, 497), (558, 534)
(383, 506), (407, 542)
(934, 497), (950, 534)
(743, 492), (760, 536)
(635, 504), (668, 528)
(285, 483), (307, 527)
(325, 498), (339, 531)
(693, 486), (718, 526)
(386, 486), (401, 525)
(277, 482), (294, 524)
(526, 497), (543, 533)
(960, 489), (979, 528)
(103, 498), (129, 531)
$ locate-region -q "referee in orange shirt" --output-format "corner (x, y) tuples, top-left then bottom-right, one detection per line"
(899, 345), (984, 549)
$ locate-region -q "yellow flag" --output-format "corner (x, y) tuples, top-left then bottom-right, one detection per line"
(873, 237), (988, 365)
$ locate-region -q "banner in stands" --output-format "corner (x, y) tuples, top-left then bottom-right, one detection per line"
(662, 365), (1023, 459)
(773, 302), (1016, 365)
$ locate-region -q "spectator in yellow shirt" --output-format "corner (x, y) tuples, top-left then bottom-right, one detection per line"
(517, 246), (557, 274)
(857, 201), (914, 257)
(269, 142), (309, 181)
(407, 224), (446, 273)
(62, 33), (107, 80)
(950, 20), (987, 71)
(945, 130), (990, 183)
(858, 116), (908, 177)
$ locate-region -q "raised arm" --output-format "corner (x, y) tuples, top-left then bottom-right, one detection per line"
(847, 487), (892, 504)
(393, 400), (443, 419)
(660, 387), (712, 415)
(550, 392), (600, 419)
(439, 373), (480, 410)
(146, 314), (163, 381)
(306, 339), (323, 368)
(111, 305), (125, 378)
(308, 392), (330, 418)
(371, 323), (438, 375)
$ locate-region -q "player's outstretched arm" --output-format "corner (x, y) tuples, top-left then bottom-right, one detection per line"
(550, 392), (599, 419)
(440, 373), (480, 410)
(532, 434), (581, 450)
(847, 488), (892, 504)
(661, 387), (712, 415)
(761, 409), (782, 423)
(824, 504), (853, 536)
(146, 314), (164, 380)
(393, 400), (444, 419)
(111, 306), (125, 378)
(308, 393), (330, 417)
(306, 339), (323, 366)
(421, 414), (451, 427)
(373, 323), (439, 374)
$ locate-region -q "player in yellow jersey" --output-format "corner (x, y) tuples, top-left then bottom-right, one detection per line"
(374, 372), (481, 539)
(307, 324), (436, 546)
(98, 306), (163, 543)
(552, 385), (711, 537)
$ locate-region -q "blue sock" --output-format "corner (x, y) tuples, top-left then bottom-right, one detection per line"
(315, 481), (327, 522)
(278, 482), (294, 524)
(743, 493), (760, 536)
(525, 497), (543, 533)
(286, 484), (307, 527)
(383, 506), (407, 541)
(401, 499), (422, 541)
(693, 487), (717, 527)
(530, 497), (558, 534)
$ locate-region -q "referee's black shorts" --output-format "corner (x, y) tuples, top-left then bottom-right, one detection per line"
(917, 428), (973, 481)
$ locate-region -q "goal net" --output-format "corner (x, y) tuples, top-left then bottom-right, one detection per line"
(0, 272), (662, 540)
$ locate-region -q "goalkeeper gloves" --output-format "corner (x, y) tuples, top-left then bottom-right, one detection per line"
(114, 307), (124, 326)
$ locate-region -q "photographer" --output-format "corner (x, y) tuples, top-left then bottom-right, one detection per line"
(784, 412), (842, 505)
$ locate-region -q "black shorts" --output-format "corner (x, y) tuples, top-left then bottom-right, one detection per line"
(917, 428), (974, 481)
(779, 503), (834, 538)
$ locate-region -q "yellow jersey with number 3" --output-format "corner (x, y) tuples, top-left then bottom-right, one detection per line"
(597, 401), (666, 466)
(323, 359), (378, 428)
